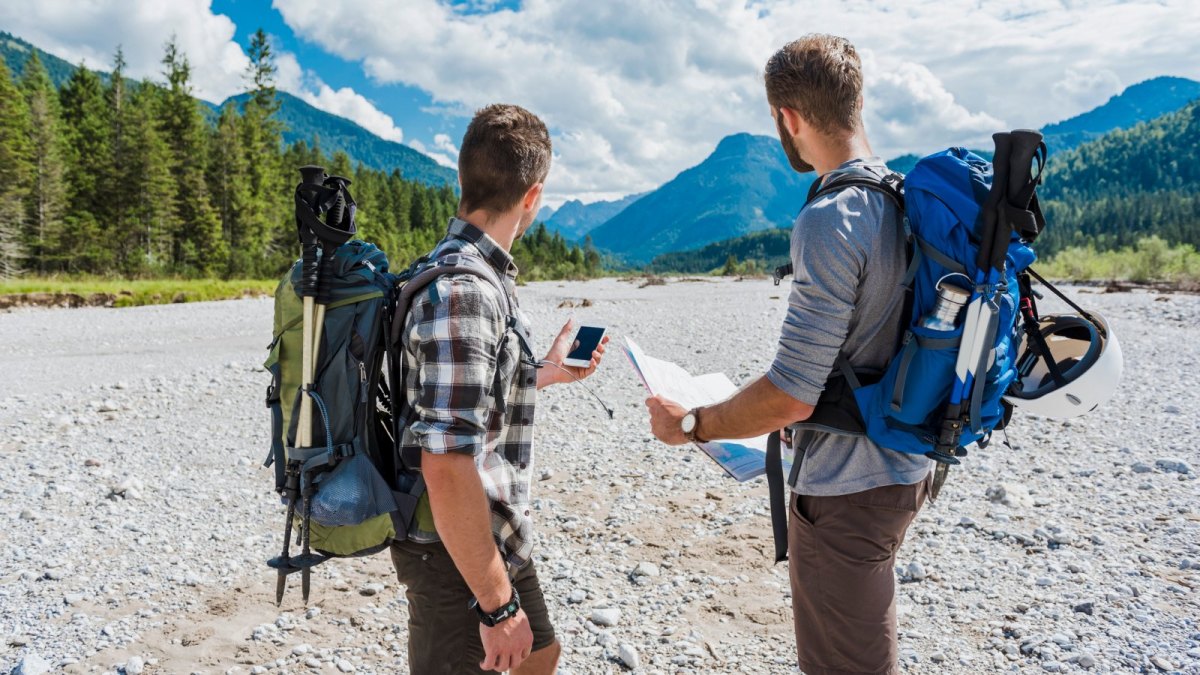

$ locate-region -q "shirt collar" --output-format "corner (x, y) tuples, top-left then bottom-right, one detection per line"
(446, 217), (519, 279)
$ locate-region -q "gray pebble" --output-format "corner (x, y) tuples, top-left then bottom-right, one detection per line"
(618, 642), (641, 670)
(591, 607), (621, 627)
(1155, 458), (1191, 474)
(12, 653), (52, 675)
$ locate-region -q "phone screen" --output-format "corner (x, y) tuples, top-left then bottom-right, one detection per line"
(567, 326), (606, 362)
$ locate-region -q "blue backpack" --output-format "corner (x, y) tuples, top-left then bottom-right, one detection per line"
(766, 133), (1048, 562)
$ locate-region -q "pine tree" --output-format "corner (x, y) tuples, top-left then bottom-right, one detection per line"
(20, 52), (67, 274)
(0, 60), (33, 278)
(230, 28), (286, 277)
(107, 46), (138, 271)
(59, 62), (112, 271)
(124, 81), (175, 273)
(159, 36), (225, 275)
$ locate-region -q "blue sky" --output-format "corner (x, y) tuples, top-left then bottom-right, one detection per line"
(212, 0), (468, 156)
(3, 1), (1199, 205)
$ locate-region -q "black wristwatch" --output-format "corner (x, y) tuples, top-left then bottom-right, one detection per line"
(468, 586), (521, 627)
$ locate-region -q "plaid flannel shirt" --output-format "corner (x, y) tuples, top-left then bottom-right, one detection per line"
(399, 218), (539, 569)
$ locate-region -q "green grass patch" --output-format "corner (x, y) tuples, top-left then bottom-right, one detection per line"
(1037, 236), (1200, 285)
(0, 277), (278, 308)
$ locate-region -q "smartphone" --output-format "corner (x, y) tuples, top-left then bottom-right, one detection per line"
(563, 325), (607, 368)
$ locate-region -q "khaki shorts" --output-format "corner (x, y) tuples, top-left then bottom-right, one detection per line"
(788, 475), (930, 675)
(390, 539), (556, 674)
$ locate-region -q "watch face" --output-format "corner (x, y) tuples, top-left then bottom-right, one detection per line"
(681, 413), (696, 434)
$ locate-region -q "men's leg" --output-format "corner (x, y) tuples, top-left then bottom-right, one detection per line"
(511, 558), (559, 675)
(391, 539), (488, 674)
(788, 476), (929, 675)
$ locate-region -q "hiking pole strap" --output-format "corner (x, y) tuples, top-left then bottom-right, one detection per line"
(1025, 267), (1099, 325)
(766, 430), (789, 563)
(1018, 272), (1069, 387)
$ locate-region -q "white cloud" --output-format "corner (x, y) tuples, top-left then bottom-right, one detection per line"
(1051, 69), (1124, 115)
(407, 139), (456, 168)
(862, 57), (1005, 155)
(0, 2), (409, 151)
(272, 0), (1200, 201)
(300, 83), (405, 142)
(0, 0), (249, 102)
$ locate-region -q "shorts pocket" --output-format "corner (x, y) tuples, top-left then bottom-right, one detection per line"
(846, 482), (923, 513)
(790, 493), (817, 527)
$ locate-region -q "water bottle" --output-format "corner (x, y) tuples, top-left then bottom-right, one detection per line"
(921, 280), (971, 331)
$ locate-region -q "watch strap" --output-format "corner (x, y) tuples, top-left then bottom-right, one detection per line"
(685, 408), (707, 443)
(470, 586), (521, 627)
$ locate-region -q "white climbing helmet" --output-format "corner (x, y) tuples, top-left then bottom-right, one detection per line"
(1005, 312), (1123, 419)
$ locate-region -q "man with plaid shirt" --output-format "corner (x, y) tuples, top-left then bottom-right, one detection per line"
(390, 104), (609, 675)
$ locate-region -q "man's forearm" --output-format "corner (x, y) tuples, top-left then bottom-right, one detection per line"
(422, 452), (512, 611)
(697, 375), (815, 441)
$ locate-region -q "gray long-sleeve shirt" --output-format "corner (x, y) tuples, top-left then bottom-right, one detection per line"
(767, 157), (931, 496)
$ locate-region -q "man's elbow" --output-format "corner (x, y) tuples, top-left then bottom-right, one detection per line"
(785, 398), (816, 424)
(762, 373), (817, 423)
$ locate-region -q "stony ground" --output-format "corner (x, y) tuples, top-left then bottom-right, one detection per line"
(1, 277), (1197, 675)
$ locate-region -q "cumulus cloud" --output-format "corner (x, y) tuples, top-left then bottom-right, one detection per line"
(1051, 69), (1124, 114)
(273, 0), (1200, 201)
(0, 0), (249, 102)
(863, 57), (1005, 156)
(0, 2), (409, 151)
(407, 139), (456, 168)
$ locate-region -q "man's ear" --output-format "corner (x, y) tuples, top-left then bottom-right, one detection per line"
(778, 106), (805, 138)
(522, 182), (544, 211)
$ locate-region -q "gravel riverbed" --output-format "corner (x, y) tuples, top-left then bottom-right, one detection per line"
(1, 277), (1197, 674)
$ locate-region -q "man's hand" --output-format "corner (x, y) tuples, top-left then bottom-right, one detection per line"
(479, 609), (534, 672)
(538, 319), (610, 389)
(647, 395), (690, 446)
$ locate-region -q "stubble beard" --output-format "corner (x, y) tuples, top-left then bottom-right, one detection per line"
(776, 113), (815, 174)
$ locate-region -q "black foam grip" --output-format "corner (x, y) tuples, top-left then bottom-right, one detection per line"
(978, 132), (1013, 274)
(315, 247), (337, 305)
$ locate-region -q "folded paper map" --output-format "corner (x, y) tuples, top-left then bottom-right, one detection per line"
(622, 337), (787, 482)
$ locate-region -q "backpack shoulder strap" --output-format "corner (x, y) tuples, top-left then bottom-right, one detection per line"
(390, 251), (512, 342)
(774, 169), (905, 286)
(806, 169), (905, 208)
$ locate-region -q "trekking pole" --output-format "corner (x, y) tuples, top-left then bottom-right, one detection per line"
(309, 175), (353, 383)
(296, 165), (327, 450)
(270, 463), (301, 605)
(268, 166), (327, 606)
(929, 132), (1013, 497)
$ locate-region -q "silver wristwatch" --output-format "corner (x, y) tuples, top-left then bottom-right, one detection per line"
(682, 408), (704, 443)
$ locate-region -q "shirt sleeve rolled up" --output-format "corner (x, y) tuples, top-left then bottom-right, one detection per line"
(407, 276), (505, 456)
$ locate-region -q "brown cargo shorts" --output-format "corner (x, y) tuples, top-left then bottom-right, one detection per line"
(788, 474), (930, 675)
(390, 539), (556, 674)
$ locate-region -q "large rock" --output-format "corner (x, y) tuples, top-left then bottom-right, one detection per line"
(12, 653), (52, 675)
(591, 607), (621, 627)
(985, 483), (1034, 509)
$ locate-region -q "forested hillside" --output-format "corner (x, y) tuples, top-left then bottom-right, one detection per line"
(0, 32), (599, 282)
(1037, 100), (1200, 255)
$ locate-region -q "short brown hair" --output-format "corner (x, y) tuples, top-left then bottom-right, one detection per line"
(457, 104), (552, 214)
(764, 34), (863, 135)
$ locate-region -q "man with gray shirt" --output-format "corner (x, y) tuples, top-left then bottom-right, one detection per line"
(647, 34), (931, 675)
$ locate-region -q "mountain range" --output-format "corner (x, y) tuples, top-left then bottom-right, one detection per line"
(539, 193), (643, 241)
(586, 133), (818, 263)
(0, 31), (455, 187)
(651, 91), (1200, 272)
(629, 76), (1200, 270)
(5, 30), (1197, 269)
